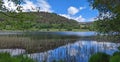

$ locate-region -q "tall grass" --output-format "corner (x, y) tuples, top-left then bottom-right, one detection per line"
(0, 36), (78, 53)
(0, 52), (36, 62)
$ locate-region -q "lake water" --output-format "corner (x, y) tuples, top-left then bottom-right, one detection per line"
(0, 31), (119, 62)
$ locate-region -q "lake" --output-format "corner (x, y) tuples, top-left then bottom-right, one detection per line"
(0, 31), (119, 62)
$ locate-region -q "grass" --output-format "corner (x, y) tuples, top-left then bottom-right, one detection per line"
(0, 52), (36, 62)
(0, 52), (66, 62)
(0, 36), (78, 53)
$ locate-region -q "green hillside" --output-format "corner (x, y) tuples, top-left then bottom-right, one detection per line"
(0, 12), (80, 31)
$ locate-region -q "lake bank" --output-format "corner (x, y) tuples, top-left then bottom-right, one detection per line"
(0, 29), (90, 32)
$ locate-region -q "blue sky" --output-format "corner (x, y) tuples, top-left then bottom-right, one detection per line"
(39, 0), (98, 22)
(4, 0), (99, 22)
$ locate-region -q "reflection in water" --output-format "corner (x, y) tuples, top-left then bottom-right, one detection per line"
(0, 32), (119, 62)
(0, 32), (97, 53)
(28, 41), (120, 62)
(0, 49), (25, 56)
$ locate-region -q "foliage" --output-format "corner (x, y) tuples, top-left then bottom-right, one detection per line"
(0, 52), (35, 62)
(0, 0), (90, 31)
(88, 0), (120, 34)
(118, 46), (120, 51)
(89, 52), (110, 62)
(110, 55), (120, 62)
(89, 46), (120, 62)
(113, 52), (120, 56)
(67, 28), (72, 31)
(15, 55), (36, 62)
(0, 0), (24, 14)
(0, 12), (81, 31)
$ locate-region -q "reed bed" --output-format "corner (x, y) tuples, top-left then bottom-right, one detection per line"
(0, 36), (78, 53)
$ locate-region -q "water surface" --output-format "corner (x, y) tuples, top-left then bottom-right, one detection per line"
(29, 40), (120, 62)
(0, 31), (119, 62)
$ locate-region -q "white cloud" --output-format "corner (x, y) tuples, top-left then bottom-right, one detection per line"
(59, 14), (97, 22)
(75, 15), (86, 22)
(36, 0), (53, 12)
(59, 14), (71, 19)
(60, 6), (87, 22)
(88, 17), (96, 22)
(3, 0), (18, 12)
(59, 14), (86, 22)
(22, 0), (53, 12)
(68, 6), (79, 15)
(21, 0), (37, 12)
(79, 7), (86, 10)
(3, 0), (52, 12)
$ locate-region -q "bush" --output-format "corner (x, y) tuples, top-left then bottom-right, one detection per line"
(118, 46), (120, 51)
(113, 52), (120, 56)
(67, 28), (72, 31)
(89, 47), (120, 62)
(89, 52), (110, 62)
(110, 55), (120, 62)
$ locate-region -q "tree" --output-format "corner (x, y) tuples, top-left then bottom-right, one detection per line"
(0, 0), (23, 11)
(0, 0), (24, 17)
(88, 0), (120, 34)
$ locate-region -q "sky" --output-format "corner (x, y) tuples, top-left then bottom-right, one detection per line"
(3, 0), (99, 22)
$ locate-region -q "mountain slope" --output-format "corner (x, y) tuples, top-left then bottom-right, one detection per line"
(0, 12), (80, 30)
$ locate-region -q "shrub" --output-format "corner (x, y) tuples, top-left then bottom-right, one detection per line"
(110, 55), (120, 62)
(118, 46), (120, 51)
(89, 52), (110, 62)
(67, 28), (72, 31)
(113, 52), (120, 56)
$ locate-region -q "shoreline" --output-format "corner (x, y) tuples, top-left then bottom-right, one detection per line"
(0, 29), (90, 32)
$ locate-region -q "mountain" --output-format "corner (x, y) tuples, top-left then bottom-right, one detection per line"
(0, 12), (80, 30)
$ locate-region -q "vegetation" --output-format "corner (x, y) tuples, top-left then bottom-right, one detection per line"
(0, 0), (23, 14)
(110, 55), (120, 62)
(0, 35), (78, 53)
(0, 0), (92, 31)
(0, 12), (91, 31)
(89, 52), (110, 62)
(118, 46), (120, 50)
(88, 0), (120, 34)
(89, 46), (120, 62)
(0, 52), (35, 62)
